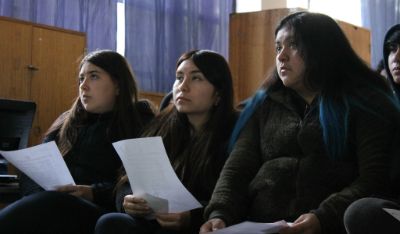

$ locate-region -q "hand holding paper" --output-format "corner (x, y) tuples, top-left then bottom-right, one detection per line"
(112, 137), (202, 214)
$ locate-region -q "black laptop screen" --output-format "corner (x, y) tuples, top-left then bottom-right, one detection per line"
(0, 99), (36, 174)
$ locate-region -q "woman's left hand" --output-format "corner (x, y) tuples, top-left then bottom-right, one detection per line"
(56, 184), (94, 201)
(279, 213), (321, 234)
(155, 211), (191, 230)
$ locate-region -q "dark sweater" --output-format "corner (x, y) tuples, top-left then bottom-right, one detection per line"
(19, 102), (154, 211)
(205, 86), (400, 234)
(115, 143), (231, 234)
(115, 115), (238, 234)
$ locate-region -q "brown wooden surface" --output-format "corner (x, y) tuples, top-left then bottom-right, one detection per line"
(30, 27), (85, 145)
(0, 19), (32, 100)
(229, 8), (371, 103)
(0, 16), (86, 146)
(229, 8), (298, 103)
(139, 91), (166, 110)
(338, 20), (371, 64)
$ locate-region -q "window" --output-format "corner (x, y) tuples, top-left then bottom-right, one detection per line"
(236, 0), (362, 27)
(306, 0), (362, 27)
(117, 1), (125, 55)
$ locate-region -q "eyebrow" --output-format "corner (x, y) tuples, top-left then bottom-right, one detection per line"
(275, 36), (295, 44)
(176, 70), (202, 75)
(79, 70), (100, 76)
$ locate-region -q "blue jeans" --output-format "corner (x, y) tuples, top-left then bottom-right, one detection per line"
(0, 191), (104, 234)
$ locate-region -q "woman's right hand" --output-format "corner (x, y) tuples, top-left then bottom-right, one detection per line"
(123, 194), (152, 216)
(199, 218), (226, 233)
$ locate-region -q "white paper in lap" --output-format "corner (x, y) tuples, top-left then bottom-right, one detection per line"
(207, 220), (290, 234)
(113, 136), (202, 213)
(0, 141), (75, 190)
(383, 208), (400, 222)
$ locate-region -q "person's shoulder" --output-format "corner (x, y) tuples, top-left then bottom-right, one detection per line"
(56, 110), (70, 121)
(352, 85), (400, 120)
(136, 99), (155, 113)
(135, 99), (156, 120)
(357, 84), (394, 104)
(43, 111), (70, 143)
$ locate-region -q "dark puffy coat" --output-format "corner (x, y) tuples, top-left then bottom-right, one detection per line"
(205, 86), (399, 234)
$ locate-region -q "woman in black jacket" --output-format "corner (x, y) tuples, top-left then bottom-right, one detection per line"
(0, 50), (154, 234)
(343, 24), (400, 234)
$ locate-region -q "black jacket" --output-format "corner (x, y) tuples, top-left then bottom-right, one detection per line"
(19, 101), (154, 212)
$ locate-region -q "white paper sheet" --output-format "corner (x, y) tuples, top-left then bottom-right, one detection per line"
(383, 208), (400, 222)
(207, 220), (290, 234)
(0, 141), (75, 190)
(112, 137), (202, 213)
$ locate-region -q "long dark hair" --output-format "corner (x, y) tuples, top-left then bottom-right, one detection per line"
(264, 12), (399, 159)
(45, 50), (145, 156)
(118, 50), (236, 192)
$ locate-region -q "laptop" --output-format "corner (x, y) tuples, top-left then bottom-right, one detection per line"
(0, 98), (36, 178)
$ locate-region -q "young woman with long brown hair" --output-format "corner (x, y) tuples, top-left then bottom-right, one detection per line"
(0, 50), (154, 234)
(95, 50), (237, 234)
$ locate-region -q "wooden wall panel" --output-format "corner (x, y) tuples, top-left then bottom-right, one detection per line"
(139, 91), (165, 110)
(0, 19), (32, 100)
(0, 16), (86, 146)
(229, 8), (297, 103)
(229, 9), (371, 103)
(338, 20), (371, 64)
(30, 27), (85, 145)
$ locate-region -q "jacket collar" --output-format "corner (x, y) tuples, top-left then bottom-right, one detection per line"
(268, 86), (319, 117)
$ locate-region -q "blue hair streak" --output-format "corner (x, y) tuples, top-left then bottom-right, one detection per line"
(319, 96), (350, 160)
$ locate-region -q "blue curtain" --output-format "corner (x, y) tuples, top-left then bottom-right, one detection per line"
(0, 0), (117, 52)
(361, 0), (400, 68)
(125, 0), (234, 93)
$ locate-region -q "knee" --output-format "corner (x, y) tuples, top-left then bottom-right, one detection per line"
(21, 191), (71, 203)
(0, 191), (60, 217)
(344, 197), (391, 234)
(95, 213), (131, 234)
(95, 213), (155, 234)
(96, 213), (123, 226)
(345, 198), (377, 223)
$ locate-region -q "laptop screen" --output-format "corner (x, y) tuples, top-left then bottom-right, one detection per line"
(0, 99), (36, 174)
